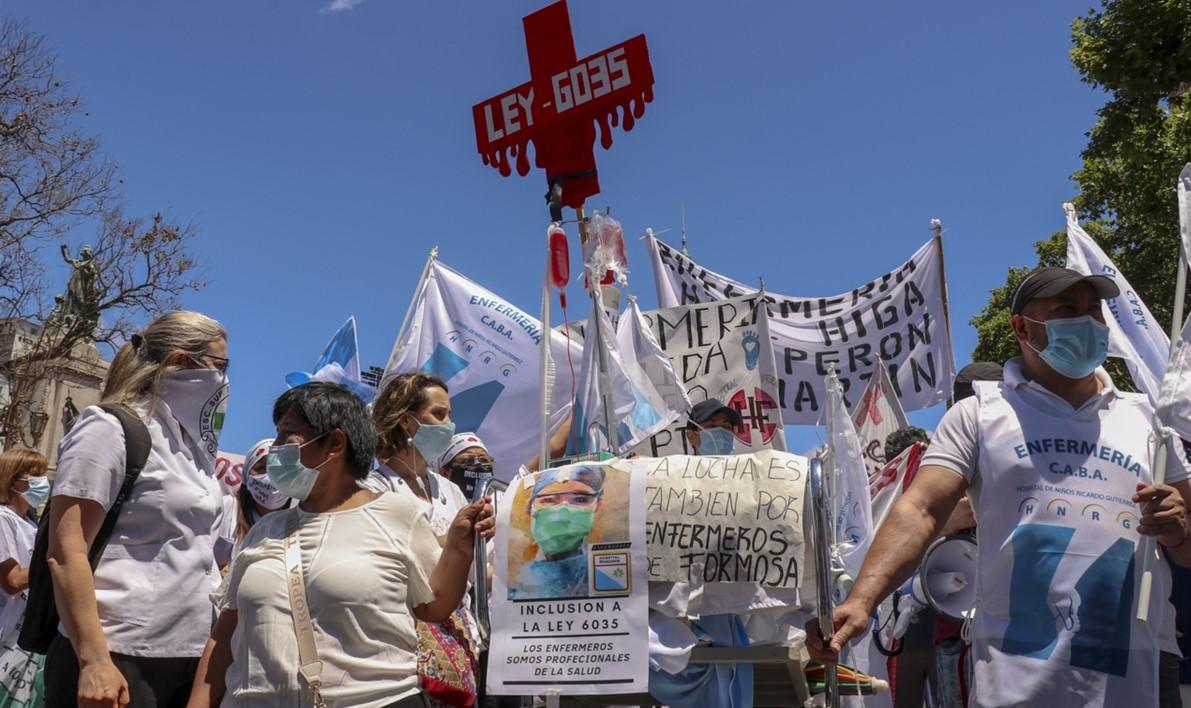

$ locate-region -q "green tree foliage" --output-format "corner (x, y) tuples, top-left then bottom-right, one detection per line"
(970, 0), (1191, 385)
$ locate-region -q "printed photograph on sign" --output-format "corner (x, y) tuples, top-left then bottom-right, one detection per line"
(506, 463), (630, 600)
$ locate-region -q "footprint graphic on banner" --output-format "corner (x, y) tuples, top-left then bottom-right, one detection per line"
(741, 331), (760, 371)
(419, 343), (505, 434)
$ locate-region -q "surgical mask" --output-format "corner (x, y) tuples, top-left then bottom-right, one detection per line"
(531, 505), (594, 556)
(244, 471), (289, 510)
(21, 476), (49, 507)
(410, 420), (456, 464)
(696, 426), (735, 456)
(159, 368), (229, 475)
(266, 433), (330, 501)
(1023, 315), (1109, 379)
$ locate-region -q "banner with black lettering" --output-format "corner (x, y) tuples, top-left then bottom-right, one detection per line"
(488, 461), (649, 696)
(632, 295), (787, 457)
(640, 450), (807, 589)
(647, 233), (954, 423)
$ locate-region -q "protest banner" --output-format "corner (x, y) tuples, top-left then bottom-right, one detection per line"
(488, 461), (648, 695)
(567, 299), (690, 456)
(647, 233), (954, 423)
(632, 294), (787, 457)
(636, 449), (807, 589)
(852, 359), (909, 481)
(386, 258), (580, 480)
(213, 451), (244, 495)
(869, 441), (926, 532)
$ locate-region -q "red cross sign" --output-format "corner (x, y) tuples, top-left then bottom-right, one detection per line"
(472, 0), (654, 209)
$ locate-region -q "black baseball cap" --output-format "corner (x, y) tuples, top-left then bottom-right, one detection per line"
(1010, 267), (1119, 315)
(687, 399), (742, 429)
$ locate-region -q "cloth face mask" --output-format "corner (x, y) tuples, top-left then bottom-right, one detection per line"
(244, 471), (289, 510)
(159, 368), (230, 474)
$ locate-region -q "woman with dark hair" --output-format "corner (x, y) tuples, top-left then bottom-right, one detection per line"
(47, 310), (229, 708)
(231, 438), (290, 546)
(188, 382), (493, 708)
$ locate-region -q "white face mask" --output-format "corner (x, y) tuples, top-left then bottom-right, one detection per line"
(158, 368), (229, 474)
(244, 471), (288, 511)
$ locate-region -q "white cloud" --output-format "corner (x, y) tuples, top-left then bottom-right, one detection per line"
(322, 0), (366, 12)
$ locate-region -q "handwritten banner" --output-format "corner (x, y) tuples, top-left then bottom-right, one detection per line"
(635, 450), (807, 589)
(632, 295), (787, 457)
(648, 234), (954, 423)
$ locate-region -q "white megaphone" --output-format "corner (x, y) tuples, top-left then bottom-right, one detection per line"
(915, 533), (978, 624)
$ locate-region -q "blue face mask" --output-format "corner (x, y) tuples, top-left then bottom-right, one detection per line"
(1024, 315), (1110, 379)
(696, 426), (736, 456)
(410, 420), (456, 464)
(21, 476), (49, 507)
(266, 433), (330, 501)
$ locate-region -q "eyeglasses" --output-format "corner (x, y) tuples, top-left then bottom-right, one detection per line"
(532, 491), (600, 507)
(188, 351), (230, 373)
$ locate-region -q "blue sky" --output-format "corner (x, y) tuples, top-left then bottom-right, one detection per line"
(11, 1), (1106, 456)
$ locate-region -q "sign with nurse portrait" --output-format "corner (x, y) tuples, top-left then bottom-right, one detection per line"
(487, 462), (649, 695)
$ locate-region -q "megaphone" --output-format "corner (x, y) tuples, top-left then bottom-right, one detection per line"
(915, 533), (978, 623)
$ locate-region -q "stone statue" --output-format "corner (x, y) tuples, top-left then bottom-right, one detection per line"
(62, 394), (79, 433)
(59, 244), (100, 338)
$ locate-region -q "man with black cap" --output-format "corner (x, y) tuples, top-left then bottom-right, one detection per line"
(684, 398), (743, 455)
(811, 267), (1191, 707)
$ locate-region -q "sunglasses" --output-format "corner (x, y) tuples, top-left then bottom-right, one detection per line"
(188, 351), (230, 373)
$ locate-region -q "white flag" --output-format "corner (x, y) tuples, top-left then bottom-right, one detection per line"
(869, 441), (926, 532)
(648, 233), (954, 424)
(825, 372), (891, 708)
(1065, 203), (1169, 406)
(851, 358), (909, 481)
(1157, 166), (1191, 441)
(385, 260), (578, 480)
(567, 299), (691, 456)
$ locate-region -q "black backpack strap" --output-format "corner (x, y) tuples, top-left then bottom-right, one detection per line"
(89, 403), (151, 567)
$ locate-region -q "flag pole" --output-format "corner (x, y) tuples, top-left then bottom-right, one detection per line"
(390, 247), (439, 362)
(931, 219), (956, 407)
(1137, 167), (1190, 621)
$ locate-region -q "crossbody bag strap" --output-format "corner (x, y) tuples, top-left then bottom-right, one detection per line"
(284, 509), (327, 708)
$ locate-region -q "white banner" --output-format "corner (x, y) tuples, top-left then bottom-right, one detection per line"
(852, 359), (909, 482)
(385, 260), (579, 480)
(213, 451), (245, 496)
(868, 441), (926, 533)
(567, 299), (690, 456)
(648, 234), (954, 423)
(1065, 204), (1169, 407)
(631, 295), (787, 457)
(488, 461), (649, 695)
(641, 450), (807, 589)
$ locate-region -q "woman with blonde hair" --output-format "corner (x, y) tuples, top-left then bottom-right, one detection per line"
(46, 310), (230, 708)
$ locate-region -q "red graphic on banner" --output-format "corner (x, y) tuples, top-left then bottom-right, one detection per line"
(727, 388), (780, 446)
(472, 0), (655, 208)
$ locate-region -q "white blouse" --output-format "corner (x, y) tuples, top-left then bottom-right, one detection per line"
(52, 402), (224, 657)
(218, 493), (441, 708)
(0, 504), (36, 645)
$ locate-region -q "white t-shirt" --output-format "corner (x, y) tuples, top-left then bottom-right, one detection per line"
(52, 402), (224, 657)
(218, 492), (442, 708)
(0, 504), (36, 645)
